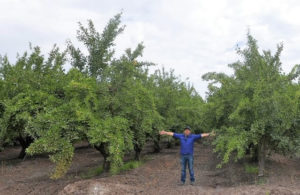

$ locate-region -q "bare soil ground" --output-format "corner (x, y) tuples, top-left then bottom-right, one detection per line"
(1, 141), (299, 195)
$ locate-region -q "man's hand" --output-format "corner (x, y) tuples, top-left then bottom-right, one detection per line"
(160, 130), (167, 135)
(210, 130), (216, 137)
(201, 130), (216, 138)
(160, 130), (174, 136)
(201, 133), (210, 137)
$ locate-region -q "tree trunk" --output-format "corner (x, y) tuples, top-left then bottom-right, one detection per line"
(17, 136), (33, 159)
(102, 156), (110, 171)
(246, 143), (258, 162)
(167, 139), (174, 148)
(252, 145), (258, 162)
(153, 134), (161, 153)
(258, 137), (266, 177)
(95, 143), (110, 172)
(134, 144), (142, 161)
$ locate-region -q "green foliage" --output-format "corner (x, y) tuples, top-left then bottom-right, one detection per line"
(1, 16), (298, 181)
(151, 69), (204, 133)
(203, 33), (300, 172)
(79, 160), (142, 179)
(26, 127), (74, 179)
(0, 13), (205, 179)
(80, 166), (103, 179)
(0, 45), (67, 158)
(117, 160), (143, 173)
(68, 13), (124, 77)
(69, 13), (151, 168)
(214, 127), (249, 167)
(26, 68), (98, 178)
(118, 79), (156, 158)
(88, 116), (133, 173)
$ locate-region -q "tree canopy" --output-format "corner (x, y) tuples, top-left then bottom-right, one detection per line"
(203, 34), (300, 176)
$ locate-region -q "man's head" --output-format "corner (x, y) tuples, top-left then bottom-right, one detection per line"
(183, 126), (191, 136)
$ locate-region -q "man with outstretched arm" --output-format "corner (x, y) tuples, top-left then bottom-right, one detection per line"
(160, 126), (214, 185)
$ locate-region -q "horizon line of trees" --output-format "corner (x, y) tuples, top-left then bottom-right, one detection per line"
(0, 13), (299, 179)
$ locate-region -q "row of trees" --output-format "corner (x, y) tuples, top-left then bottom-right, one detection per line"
(0, 14), (205, 179)
(0, 14), (299, 179)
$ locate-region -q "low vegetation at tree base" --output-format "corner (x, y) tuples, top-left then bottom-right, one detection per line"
(0, 13), (299, 179)
(244, 163), (259, 174)
(80, 166), (104, 179)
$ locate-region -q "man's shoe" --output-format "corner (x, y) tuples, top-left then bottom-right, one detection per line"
(179, 181), (185, 186)
(190, 181), (195, 185)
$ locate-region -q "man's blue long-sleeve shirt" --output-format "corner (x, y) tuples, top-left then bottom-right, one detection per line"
(173, 133), (202, 155)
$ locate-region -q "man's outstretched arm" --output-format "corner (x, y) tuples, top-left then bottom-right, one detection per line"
(201, 130), (216, 138)
(160, 130), (174, 136)
(201, 133), (210, 137)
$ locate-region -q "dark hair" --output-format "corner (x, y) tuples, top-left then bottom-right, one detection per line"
(183, 126), (191, 131)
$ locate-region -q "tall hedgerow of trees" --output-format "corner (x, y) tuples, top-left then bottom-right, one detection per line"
(0, 13), (205, 179)
(203, 34), (300, 176)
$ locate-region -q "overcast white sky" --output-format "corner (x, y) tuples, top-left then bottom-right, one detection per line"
(1, 0), (300, 98)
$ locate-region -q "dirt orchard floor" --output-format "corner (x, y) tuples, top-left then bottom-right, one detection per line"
(1, 140), (300, 195)
(0, 143), (102, 195)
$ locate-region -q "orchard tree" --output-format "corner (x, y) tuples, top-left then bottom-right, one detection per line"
(152, 69), (181, 130)
(284, 82), (300, 157)
(175, 82), (204, 133)
(67, 13), (128, 172)
(118, 79), (157, 160)
(108, 43), (159, 160)
(26, 68), (97, 178)
(151, 69), (182, 148)
(0, 46), (66, 158)
(151, 69), (205, 149)
(203, 33), (300, 176)
(68, 13), (157, 170)
(27, 67), (130, 178)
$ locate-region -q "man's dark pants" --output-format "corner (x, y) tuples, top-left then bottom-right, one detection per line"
(180, 154), (195, 183)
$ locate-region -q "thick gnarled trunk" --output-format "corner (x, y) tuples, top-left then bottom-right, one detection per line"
(153, 134), (161, 153)
(134, 143), (142, 161)
(258, 137), (266, 177)
(17, 136), (33, 159)
(95, 143), (110, 171)
(167, 139), (175, 148)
